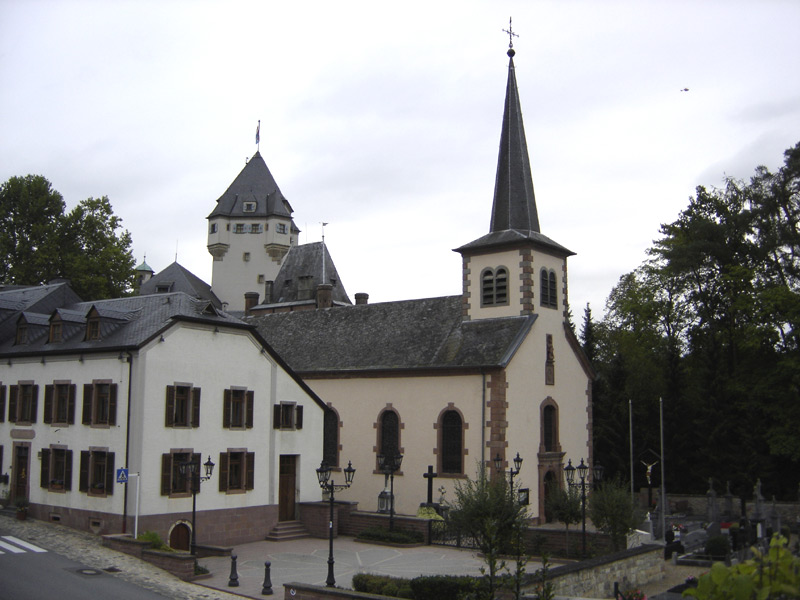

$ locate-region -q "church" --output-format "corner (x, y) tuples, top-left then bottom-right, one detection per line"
(211, 45), (595, 522)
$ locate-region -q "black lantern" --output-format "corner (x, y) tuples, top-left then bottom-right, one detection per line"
(180, 453), (215, 556)
(317, 459), (355, 587)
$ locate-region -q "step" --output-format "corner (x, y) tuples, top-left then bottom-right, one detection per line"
(266, 520), (310, 541)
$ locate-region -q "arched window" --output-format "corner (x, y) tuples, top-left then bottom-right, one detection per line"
(481, 267), (509, 307)
(440, 410), (463, 474)
(322, 407), (339, 467)
(540, 268), (558, 308)
(379, 410), (400, 458)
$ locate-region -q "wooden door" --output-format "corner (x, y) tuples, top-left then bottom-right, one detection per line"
(278, 455), (296, 521)
(169, 523), (190, 551)
(12, 444), (30, 502)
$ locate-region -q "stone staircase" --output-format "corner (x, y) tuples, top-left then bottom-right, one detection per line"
(265, 520), (310, 541)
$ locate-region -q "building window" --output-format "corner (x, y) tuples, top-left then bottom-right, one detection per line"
(377, 409), (400, 469)
(79, 449), (114, 496)
(223, 389), (254, 429)
(8, 384), (38, 424)
(439, 410), (464, 474)
(209, 222), (218, 234)
(243, 202), (256, 212)
(44, 383), (76, 425)
(234, 223), (246, 234)
(323, 407), (340, 468)
(40, 447), (73, 491)
(249, 223), (261, 233)
(82, 382), (117, 427)
(540, 401), (560, 453)
(540, 269), (558, 309)
(165, 385), (200, 428)
(276, 223), (287, 234)
(160, 451), (200, 497)
(15, 323), (28, 345)
(243, 252), (251, 262)
(86, 318), (101, 341)
(218, 450), (254, 493)
(481, 267), (509, 306)
(49, 321), (63, 343)
(273, 403), (303, 430)
(257, 274), (265, 284)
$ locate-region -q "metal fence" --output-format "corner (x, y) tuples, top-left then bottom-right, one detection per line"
(429, 518), (480, 550)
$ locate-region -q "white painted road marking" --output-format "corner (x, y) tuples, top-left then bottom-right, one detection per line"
(0, 536), (48, 553)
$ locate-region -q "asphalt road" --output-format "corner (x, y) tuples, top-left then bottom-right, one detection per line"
(0, 532), (171, 600)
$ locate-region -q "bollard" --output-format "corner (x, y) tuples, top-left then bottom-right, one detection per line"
(261, 560), (273, 595)
(228, 554), (240, 587)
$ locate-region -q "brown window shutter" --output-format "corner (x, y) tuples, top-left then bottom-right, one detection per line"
(108, 385), (117, 426)
(82, 384), (93, 425)
(165, 386), (175, 427)
(223, 389), (231, 428)
(295, 406), (303, 430)
(64, 450), (73, 491)
(161, 454), (171, 495)
(30, 385), (38, 423)
(0, 385), (5, 422)
(245, 452), (255, 490)
(44, 385), (53, 424)
(218, 452), (229, 493)
(246, 391), (254, 429)
(68, 385), (76, 424)
(8, 386), (18, 423)
(273, 405), (281, 429)
(79, 451), (89, 492)
(191, 388), (201, 428)
(106, 452), (115, 495)
(40, 448), (51, 488)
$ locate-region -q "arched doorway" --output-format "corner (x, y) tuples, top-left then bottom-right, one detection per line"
(543, 470), (558, 523)
(169, 523), (190, 551)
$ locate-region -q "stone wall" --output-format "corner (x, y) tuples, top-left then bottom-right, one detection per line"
(281, 583), (394, 600)
(300, 501), (431, 543)
(540, 544), (664, 599)
(649, 491), (800, 526)
(525, 526), (613, 558)
(102, 534), (196, 581)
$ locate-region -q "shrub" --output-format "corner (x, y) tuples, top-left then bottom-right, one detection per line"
(137, 530), (173, 552)
(352, 574), (413, 598)
(703, 535), (730, 560)
(356, 526), (424, 545)
(410, 575), (486, 600)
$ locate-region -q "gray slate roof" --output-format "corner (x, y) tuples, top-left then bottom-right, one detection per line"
(247, 295), (535, 374)
(0, 282), (83, 341)
(207, 151), (300, 234)
(265, 242), (351, 306)
(139, 262), (222, 308)
(0, 292), (244, 358)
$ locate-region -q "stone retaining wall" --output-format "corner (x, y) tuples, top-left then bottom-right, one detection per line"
(300, 501), (431, 543)
(101, 533), (205, 581)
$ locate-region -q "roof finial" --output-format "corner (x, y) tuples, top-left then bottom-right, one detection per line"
(502, 17), (518, 57)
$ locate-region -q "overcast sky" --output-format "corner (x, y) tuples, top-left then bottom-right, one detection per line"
(2, 0), (799, 320)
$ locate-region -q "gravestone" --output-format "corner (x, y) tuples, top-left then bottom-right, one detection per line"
(706, 478), (719, 523)
(724, 481), (734, 519)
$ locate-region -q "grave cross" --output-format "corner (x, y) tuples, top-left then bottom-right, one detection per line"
(423, 465), (438, 505)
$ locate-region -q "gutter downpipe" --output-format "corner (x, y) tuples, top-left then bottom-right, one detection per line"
(481, 370), (486, 480)
(122, 351), (133, 533)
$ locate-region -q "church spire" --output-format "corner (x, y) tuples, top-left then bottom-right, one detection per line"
(489, 45), (540, 234)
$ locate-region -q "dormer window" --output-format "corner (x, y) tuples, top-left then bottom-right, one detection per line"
(49, 322), (63, 343)
(481, 267), (509, 307)
(86, 319), (100, 341)
(15, 323), (28, 345)
(243, 201), (256, 212)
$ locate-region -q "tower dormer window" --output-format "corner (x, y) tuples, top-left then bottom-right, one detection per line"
(243, 201), (256, 212)
(15, 323), (28, 345)
(234, 223), (245, 234)
(540, 268), (558, 309)
(86, 319), (101, 341)
(481, 267), (509, 307)
(276, 223), (287, 234)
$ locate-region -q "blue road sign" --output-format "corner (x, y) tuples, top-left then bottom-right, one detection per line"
(116, 468), (129, 484)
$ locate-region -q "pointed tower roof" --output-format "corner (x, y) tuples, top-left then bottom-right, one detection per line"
(267, 242), (351, 306)
(456, 48), (573, 257)
(207, 151), (298, 229)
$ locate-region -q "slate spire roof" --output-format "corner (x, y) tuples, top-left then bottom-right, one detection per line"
(264, 242), (351, 307)
(207, 151), (299, 233)
(456, 48), (573, 257)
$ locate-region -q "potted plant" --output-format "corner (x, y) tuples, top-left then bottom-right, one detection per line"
(14, 496), (29, 520)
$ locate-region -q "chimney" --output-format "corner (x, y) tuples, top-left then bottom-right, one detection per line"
(316, 284), (333, 309)
(355, 292), (369, 305)
(244, 292), (259, 316)
(264, 280), (274, 304)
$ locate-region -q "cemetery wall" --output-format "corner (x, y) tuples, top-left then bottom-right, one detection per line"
(643, 491), (800, 526)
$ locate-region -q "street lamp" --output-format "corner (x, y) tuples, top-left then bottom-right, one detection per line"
(377, 452), (403, 531)
(564, 458), (603, 558)
(494, 452), (523, 486)
(179, 455), (215, 556)
(317, 460), (355, 588)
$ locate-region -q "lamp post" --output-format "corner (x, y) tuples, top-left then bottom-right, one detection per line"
(377, 452), (403, 531)
(179, 455), (215, 556)
(317, 460), (355, 588)
(493, 452), (523, 486)
(564, 458), (603, 558)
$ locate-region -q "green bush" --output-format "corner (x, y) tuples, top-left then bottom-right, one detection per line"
(356, 526), (424, 545)
(352, 574), (413, 598)
(410, 575), (485, 600)
(136, 530), (173, 552)
(703, 535), (730, 560)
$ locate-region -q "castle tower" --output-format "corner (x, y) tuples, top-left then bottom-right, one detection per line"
(207, 151), (300, 311)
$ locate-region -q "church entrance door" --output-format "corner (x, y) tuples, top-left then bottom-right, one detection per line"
(278, 455), (296, 521)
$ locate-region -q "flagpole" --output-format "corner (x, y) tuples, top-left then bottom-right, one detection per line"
(256, 120), (261, 152)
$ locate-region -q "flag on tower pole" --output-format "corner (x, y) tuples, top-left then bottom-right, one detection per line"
(255, 120), (260, 146)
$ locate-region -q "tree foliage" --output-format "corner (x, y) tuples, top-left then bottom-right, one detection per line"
(589, 142), (800, 500)
(588, 476), (642, 552)
(545, 485), (582, 554)
(0, 175), (134, 299)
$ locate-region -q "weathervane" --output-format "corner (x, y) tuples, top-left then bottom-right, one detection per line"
(502, 17), (518, 49)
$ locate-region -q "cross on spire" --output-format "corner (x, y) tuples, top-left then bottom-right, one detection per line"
(503, 17), (518, 49)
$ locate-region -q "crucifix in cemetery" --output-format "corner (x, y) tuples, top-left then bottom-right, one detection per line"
(423, 465), (438, 506)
